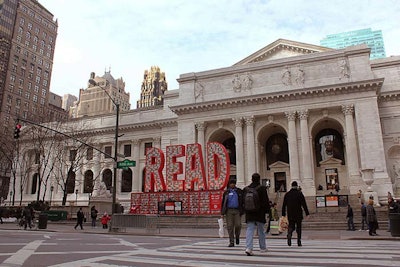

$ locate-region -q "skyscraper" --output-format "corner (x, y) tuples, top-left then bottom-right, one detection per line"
(0, 0), (58, 201)
(320, 28), (386, 60)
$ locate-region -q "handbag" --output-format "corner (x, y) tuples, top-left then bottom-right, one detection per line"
(279, 216), (288, 233)
(218, 218), (224, 238)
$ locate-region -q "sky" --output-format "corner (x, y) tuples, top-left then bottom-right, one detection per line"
(39, 0), (400, 104)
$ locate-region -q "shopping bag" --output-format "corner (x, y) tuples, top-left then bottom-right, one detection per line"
(218, 218), (224, 238)
(278, 216), (288, 233)
(270, 220), (280, 235)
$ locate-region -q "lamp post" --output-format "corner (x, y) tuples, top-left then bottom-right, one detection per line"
(9, 191), (12, 206)
(88, 79), (120, 217)
(75, 189), (78, 206)
(50, 186), (54, 206)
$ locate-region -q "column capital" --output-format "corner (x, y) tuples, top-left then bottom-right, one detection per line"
(298, 109), (309, 120)
(132, 139), (140, 146)
(195, 122), (207, 131)
(341, 104), (354, 116)
(244, 116), (255, 126)
(285, 111), (297, 121)
(232, 117), (243, 127)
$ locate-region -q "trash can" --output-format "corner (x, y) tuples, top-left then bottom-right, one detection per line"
(389, 213), (400, 237)
(38, 213), (48, 229)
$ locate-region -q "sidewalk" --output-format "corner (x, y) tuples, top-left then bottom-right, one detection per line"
(1, 220), (398, 241)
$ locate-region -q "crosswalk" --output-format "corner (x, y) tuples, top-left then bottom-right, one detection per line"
(51, 238), (400, 267)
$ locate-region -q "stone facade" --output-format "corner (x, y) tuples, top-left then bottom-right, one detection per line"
(12, 39), (400, 208)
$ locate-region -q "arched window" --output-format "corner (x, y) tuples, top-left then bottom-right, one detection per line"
(66, 170), (75, 194)
(222, 137), (236, 165)
(102, 169), (112, 190)
(121, 169), (132, 192)
(83, 170), (94, 193)
(266, 133), (289, 169)
(31, 173), (38, 194)
(315, 128), (345, 166)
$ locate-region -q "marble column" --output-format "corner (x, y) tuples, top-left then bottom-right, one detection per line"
(132, 139), (141, 192)
(298, 109), (315, 194)
(245, 116), (256, 178)
(285, 111), (300, 182)
(342, 104), (362, 193)
(195, 122), (206, 155)
(233, 117), (245, 187)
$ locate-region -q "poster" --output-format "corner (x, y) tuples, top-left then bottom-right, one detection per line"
(316, 196), (326, 207)
(325, 195), (338, 207)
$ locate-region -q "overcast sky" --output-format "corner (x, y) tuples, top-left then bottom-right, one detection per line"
(39, 0), (400, 103)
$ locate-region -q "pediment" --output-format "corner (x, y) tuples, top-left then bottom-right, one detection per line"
(269, 161), (290, 169)
(234, 39), (332, 66)
(319, 157), (343, 166)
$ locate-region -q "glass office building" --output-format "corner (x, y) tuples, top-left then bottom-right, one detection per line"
(320, 28), (386, 59)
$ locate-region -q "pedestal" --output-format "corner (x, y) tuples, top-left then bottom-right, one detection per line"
(363, 192), (381, 207)
(90, 196), (112, 215)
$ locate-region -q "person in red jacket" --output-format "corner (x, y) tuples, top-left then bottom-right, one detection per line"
(101, 212), (111, 229)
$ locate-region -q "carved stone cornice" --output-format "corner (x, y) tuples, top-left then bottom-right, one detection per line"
(378, 91), (400, 102)
(170, 79), (384, 115)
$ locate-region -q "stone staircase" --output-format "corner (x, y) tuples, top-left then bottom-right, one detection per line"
(154, 206), (389, 231)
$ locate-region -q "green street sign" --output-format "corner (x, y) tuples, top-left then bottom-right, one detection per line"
(117, 159), (136, 169)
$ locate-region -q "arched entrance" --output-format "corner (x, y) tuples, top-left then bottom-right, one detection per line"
(208, 128), (236, 182)
(102, 169), (112, 190)
(83, 170), (94, 193)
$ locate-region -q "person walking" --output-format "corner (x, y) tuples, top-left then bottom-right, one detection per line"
(366, 199), (378, 236)
(243, 173), (270, 256)
(221, 179), (244, 247)
(22, 206), (32, 230)
(90, 206), (98, 228)
(359, 202), (367, 231)
(388, 197), (399, 232)
(74, 207), (84, 230)
(282, 181), (309, 247)
(101, 212), (111, 229)
(346, 204), (355, 231)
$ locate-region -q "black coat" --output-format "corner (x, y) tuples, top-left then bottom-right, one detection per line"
(282, 188), (309, 221)
(244, 182), (270, 223)
(221, 187), (244, 215)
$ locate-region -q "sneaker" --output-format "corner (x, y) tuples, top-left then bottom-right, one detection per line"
(245, 249), (253, 256)
(228, 243), (234, 247)
(260, 248), (268, 253)
(236, 238), (240, 245)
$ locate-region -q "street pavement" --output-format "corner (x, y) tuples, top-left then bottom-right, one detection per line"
(0, 223), (399, 267)
(0, 219), (398, 240)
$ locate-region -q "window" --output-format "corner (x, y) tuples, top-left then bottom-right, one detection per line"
(31, 174), (38, 194)
(66, 171), (75, 194)
(87, 147), (93, 160)
(69, 149), (77, 161)
(102, 169), (112, 190)
(121, 169), (132, 192)
(83, 170), (94, 193)
(144, 142), (152, 155)
(105, 146), (112, 158)
(124, 144), (132, 157)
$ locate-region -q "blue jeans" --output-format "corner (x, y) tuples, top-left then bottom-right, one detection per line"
(245, 221), (266, 251)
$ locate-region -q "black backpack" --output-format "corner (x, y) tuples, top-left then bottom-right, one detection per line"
(244, 185), (261, 212)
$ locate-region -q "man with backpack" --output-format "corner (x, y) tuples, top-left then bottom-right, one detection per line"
(282, 181), (309, 247)
(243, 173), (270, 256)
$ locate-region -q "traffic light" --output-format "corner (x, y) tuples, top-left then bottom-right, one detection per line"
(14, 124), (21, 139)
